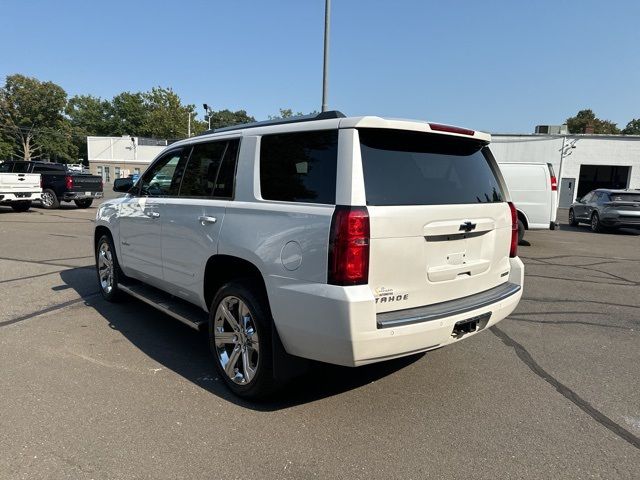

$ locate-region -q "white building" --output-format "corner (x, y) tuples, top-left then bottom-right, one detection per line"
(491, 133), (640, 207)
(87, 136), (168, 182)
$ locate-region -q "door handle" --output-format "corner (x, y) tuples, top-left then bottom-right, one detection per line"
(198, 215), (217, 225)
(147, 211), (160, 218)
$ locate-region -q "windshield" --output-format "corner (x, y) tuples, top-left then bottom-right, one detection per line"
(359, 129), (504, 206)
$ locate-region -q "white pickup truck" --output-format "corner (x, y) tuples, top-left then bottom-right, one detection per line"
(0, 163), (42, 212)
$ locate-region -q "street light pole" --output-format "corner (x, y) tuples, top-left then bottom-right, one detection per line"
(321, 0), (331, 112)
(203, 103), (212, 130)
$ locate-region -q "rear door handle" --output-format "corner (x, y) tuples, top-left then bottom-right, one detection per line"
(198, 215), (217, 225)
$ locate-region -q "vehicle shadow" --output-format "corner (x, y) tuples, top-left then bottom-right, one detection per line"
(557, 223), (640, 236)
(59, 267), (423, 411)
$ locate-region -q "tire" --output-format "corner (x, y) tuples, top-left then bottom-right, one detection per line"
(95, 234), (124, 302)
(41, 189), (60, 209)
(590, 212), (603, 233)
(517, 219), (525, 243)
(11, 200), (32, 212)
(209, 280), (278, 399)
(568, 208), (578, 226)
(74, 198), (94, 209)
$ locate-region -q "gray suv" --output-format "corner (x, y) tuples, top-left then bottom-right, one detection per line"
(569, 189), (640, 232)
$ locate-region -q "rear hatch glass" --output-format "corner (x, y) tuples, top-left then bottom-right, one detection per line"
(359, 129), (503, 206)
(357, 128), (512, 313)
(609, 193), (640, 203)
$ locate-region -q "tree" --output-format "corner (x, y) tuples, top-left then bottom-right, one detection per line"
(268, 108), (317, 120)
(622, 119), (640, 135)
(66, 94), (112, 160)
(109, 92), (147, 137)
(0, 74), (76, 161)
(206, 109), (255, 130)
(566, 109), (620, 134)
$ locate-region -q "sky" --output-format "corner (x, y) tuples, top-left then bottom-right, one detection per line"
(1, 0), (639, 133)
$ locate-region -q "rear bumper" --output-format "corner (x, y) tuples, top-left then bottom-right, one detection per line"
(270, 257), (524, 367)
(600, 213), (640, 228)
(61, 191), (103, 201)
(0, 191), (41, 203)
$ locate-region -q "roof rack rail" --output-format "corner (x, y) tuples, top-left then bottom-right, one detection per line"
(201, 110), (346, 135)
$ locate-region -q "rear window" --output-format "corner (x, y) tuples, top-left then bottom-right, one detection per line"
(359, 129), (504, 206)
(260, 130), (338, 204)
(609, 193), (640, 202)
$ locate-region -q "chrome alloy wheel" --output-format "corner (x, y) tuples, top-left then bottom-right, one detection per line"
(213, 296), (260, 385)
(97, 240), (114, 294)
(41, 191), (54, 207)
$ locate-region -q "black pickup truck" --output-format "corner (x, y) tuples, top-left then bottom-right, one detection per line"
(0, 161), (103, 209)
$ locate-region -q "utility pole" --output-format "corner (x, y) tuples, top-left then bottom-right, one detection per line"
(321, 0), (331, 112)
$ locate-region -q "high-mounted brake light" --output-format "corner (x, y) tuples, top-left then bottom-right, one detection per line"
(508, 202), (518, 258)
(65, 176), (73, 190)
(328, 206), (370, 286)
(428, 123), (475, 136)
(550, 176), (558, 191)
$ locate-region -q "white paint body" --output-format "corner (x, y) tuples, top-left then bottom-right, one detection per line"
(0, 173), (42, 203)
(498, 162), (557, 229)
(96, 116), (524, 367)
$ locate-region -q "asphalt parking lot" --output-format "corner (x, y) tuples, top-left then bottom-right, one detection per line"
(1, 196), (639, 479)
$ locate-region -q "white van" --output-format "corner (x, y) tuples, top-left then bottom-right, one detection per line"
(498, 162), (558, 242)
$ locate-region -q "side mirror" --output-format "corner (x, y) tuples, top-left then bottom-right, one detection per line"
(113, 177), (134, 193)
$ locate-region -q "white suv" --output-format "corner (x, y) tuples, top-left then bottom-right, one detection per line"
(95, 111), (524, 398)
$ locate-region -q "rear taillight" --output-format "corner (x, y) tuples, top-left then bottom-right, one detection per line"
(508, 202), (518, 258)
(550, 176), (558, 191)
(65, 176), (73, 190)
(40, 176), (43, 188)
(328, 206), (370, 286)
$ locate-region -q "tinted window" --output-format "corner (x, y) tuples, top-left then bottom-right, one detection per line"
(139, 150), (185, 197)
(0, 162), (12, 173)
(610, 193), (640, 202)
(180, 141), (227, 197)
(359, 129), (504, 206)
(12, 162), (31, 173)
(213, 139), (239, 198)
(260, 130), (338, 204)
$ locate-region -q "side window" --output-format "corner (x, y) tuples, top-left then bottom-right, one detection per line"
(179, 142), (227, 197)
(0, 162), (13, 173)
(213, 139), (239, 198)
(582, 192), (594, 203)
(139, 149), (185, 197)
(259, 130), (338, 204)
(12, 162), (31, 173)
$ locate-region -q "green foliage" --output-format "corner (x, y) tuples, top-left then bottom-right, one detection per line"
(0, 74), (76, 161)
(109, 92), (147, 136)
(566, 109), (620, 134)
(622, 118), (640, 135)
(206, 109), (255, 130)
(268, 108), (318, 120)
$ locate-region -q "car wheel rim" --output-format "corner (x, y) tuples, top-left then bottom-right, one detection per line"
(213, 296), (259, 385)
(569, 211), (574, 223)
(97, 241), (114, 294)
(42, 192), (53, 207)
(592, 216), (598, 230)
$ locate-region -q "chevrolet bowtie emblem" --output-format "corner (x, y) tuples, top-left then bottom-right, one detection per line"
(459, 221), (477, 232)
